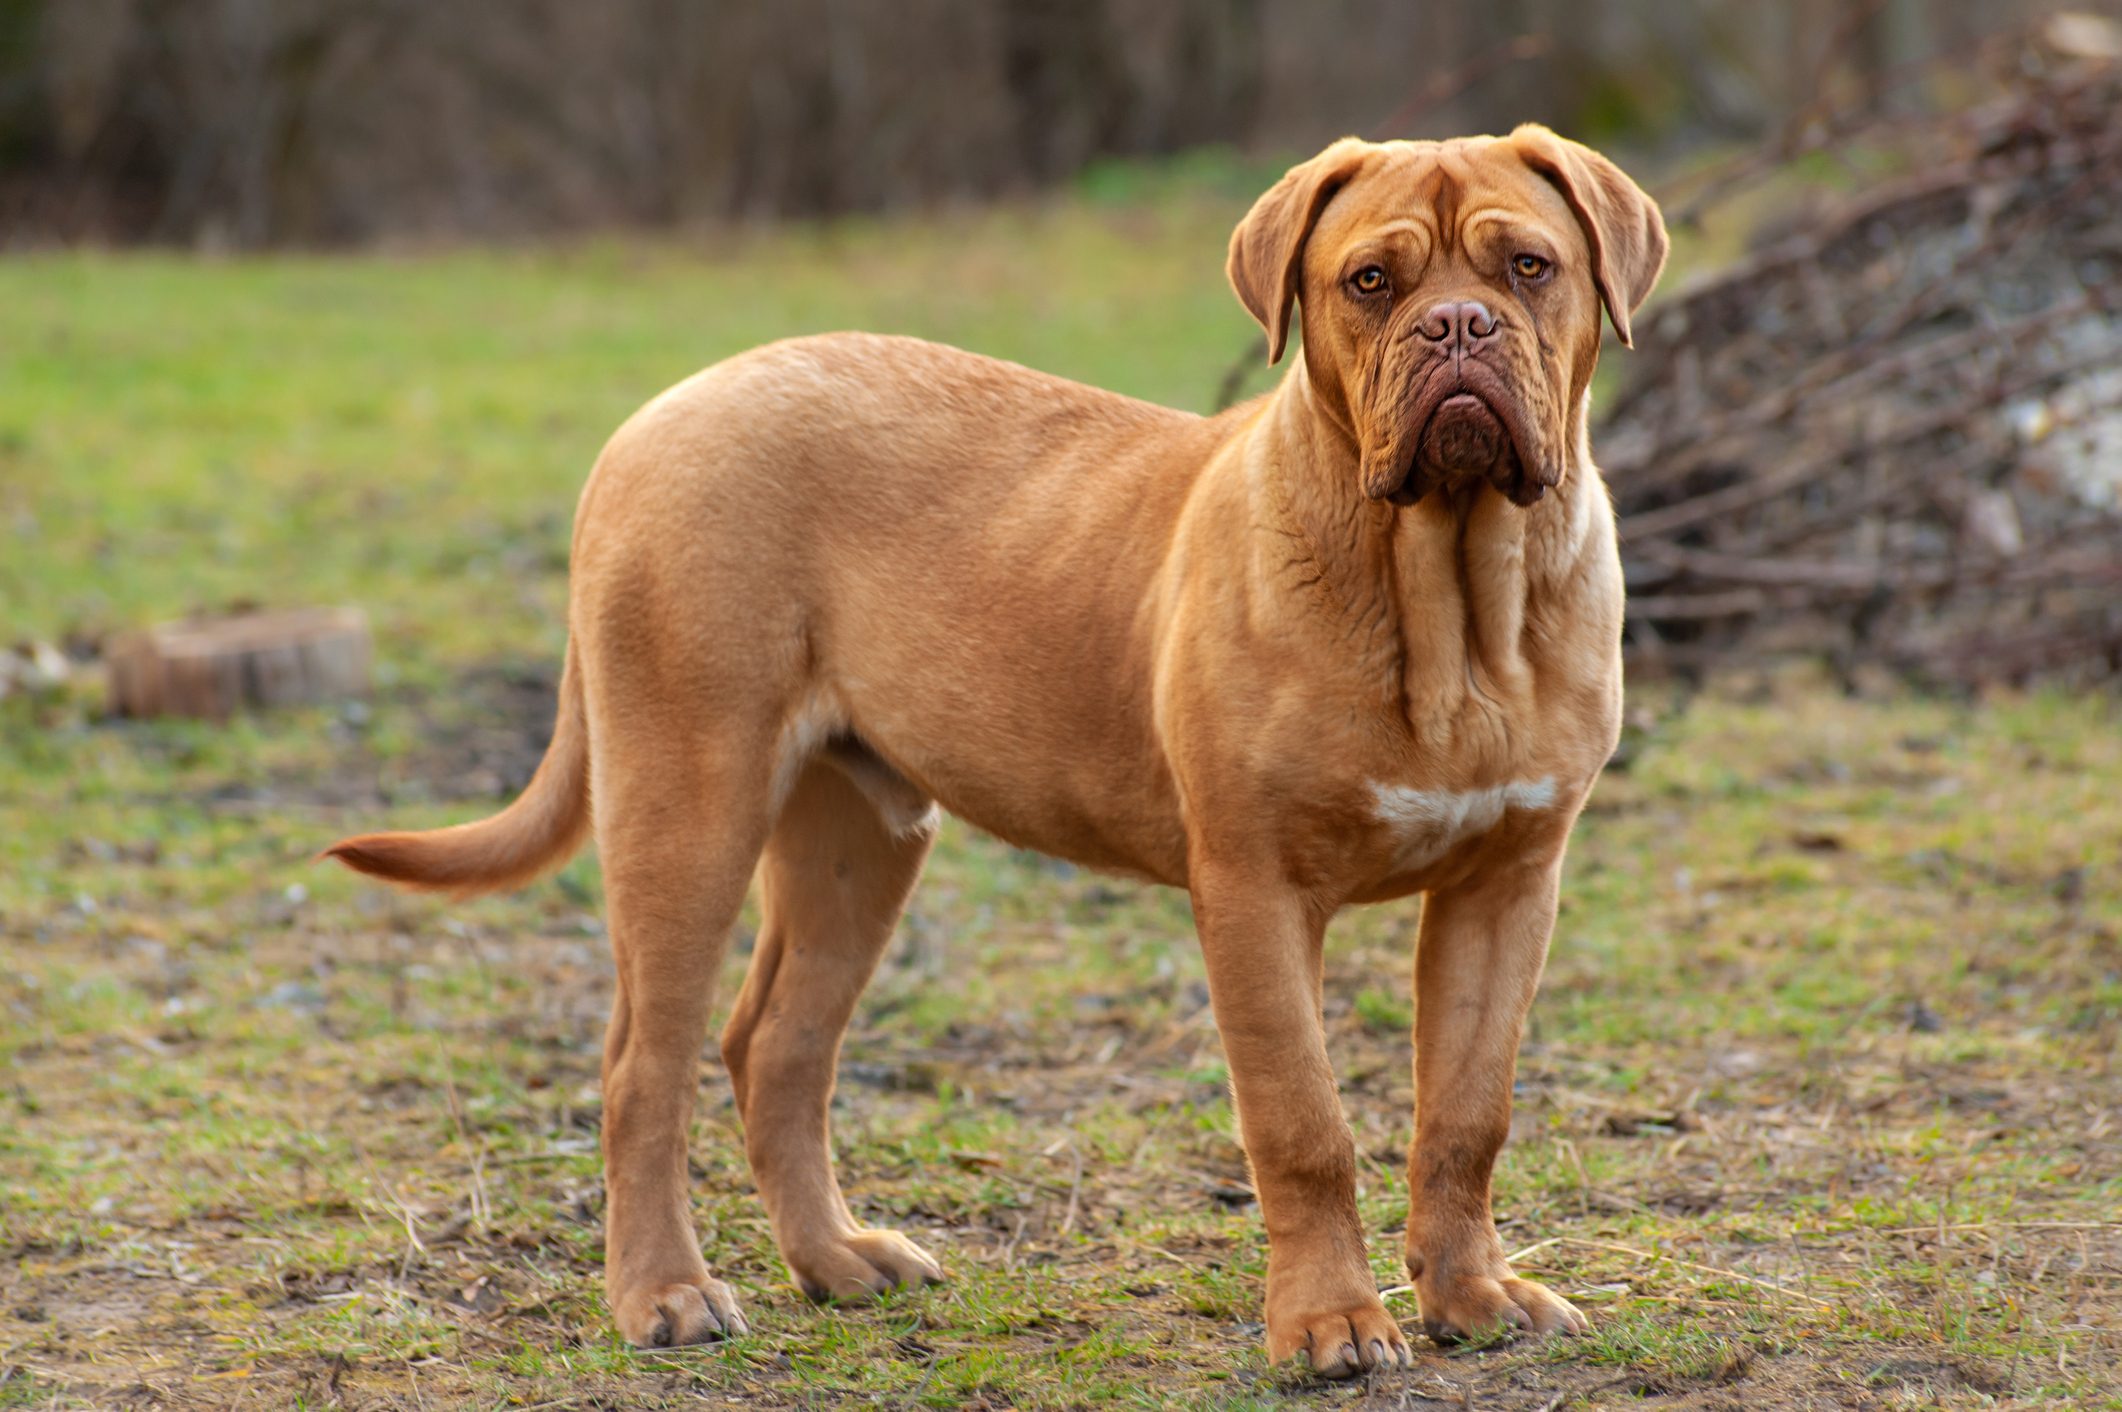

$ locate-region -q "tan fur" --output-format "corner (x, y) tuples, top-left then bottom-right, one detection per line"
(327, 125), (1666, 1377)
(322, 646), (590, 896)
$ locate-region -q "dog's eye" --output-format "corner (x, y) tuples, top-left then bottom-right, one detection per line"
(1349, 265), (1388, 296)
(1512, 254), (1551, 280)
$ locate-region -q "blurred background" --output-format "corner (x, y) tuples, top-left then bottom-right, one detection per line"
(2, 5), (2119, 1410)
(0, 0), (2075, 244)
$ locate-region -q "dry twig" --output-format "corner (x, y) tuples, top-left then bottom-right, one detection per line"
(1607, 43), (2122, 686)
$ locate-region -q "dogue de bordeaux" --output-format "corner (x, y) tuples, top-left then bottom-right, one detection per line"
(326, 124), (1666, 1378)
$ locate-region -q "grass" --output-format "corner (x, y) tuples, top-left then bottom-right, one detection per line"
(2, 171), (2120, 1409)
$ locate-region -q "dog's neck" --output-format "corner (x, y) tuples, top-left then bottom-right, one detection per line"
(1252, 358), (1614, 738)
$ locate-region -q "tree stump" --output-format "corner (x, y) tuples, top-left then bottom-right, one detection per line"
(107, 607), (373, 720)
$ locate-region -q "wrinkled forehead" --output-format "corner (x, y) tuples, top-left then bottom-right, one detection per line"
(1310, 139), (1581, 259)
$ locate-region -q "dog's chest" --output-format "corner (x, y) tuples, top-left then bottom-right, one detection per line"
(1364, 775), (1558, 873)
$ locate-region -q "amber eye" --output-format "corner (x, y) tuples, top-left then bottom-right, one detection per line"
(1512, 253), (1551, 280)
(1349, 265), (1388, 295)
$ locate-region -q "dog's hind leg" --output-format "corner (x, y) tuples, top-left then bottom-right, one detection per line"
(593, 697), (779, 1348)
(720, 756), (943, 1301)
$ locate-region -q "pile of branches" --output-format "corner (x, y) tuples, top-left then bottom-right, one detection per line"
(1603, 22), (2122, 687)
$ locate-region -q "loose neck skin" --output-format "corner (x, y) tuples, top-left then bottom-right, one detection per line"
(1245, 353), (1614, 745)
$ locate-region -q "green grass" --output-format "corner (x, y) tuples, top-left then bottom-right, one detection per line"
(0, 187), (1265, 676)
(2, 175), (2120, 1409)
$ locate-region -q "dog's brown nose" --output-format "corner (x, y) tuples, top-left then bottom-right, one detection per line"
(1416, 300), (1498, 350)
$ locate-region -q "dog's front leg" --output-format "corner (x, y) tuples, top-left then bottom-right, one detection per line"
(1191, 868), (1412, 1378)
(1404, 855), (1588, 1342)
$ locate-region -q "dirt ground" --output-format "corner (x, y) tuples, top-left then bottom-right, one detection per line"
(3, 662), (2118, 1410)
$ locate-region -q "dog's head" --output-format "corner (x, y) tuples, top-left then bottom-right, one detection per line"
(1228, 127), (1666, 507)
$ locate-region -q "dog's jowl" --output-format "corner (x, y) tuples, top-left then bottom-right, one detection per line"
(327, 126), (1666, 1378)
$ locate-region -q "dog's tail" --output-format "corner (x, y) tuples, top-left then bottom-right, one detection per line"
(322, 643), (590, 899)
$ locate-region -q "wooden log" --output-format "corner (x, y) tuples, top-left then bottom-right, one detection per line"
(107, 607), (372, 720)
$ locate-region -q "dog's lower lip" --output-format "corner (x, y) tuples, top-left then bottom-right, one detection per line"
(1416, 392), (1508, 477)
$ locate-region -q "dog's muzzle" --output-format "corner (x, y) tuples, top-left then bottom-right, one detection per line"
(1381, 387), (1543, 509)
(1358, 326), (1557, 509)
(1418, 393), (1509, 478)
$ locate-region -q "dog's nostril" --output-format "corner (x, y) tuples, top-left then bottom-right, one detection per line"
(1417, 300), (1498, 346)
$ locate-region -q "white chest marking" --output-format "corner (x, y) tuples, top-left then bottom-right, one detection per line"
(1367, 776), (1558, 870)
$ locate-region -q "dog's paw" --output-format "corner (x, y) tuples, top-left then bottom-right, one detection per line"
(788, 1227), (944, 1302)
(613, 1277), (750, 1347)
(1266, 1297), (1413, 1379)
(1418, 1273), (1586, 1345)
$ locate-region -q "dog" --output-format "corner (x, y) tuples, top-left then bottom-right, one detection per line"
(325, 125), (1665, 1378)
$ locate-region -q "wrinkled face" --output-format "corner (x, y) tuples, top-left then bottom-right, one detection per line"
(1305, 143), (1598, 506)
(1228, 129), (1667, 509)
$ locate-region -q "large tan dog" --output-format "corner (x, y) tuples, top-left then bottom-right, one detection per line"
(327, 125), (1664, 1378)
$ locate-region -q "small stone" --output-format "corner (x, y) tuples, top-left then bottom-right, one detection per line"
(256, 980), (327, 1013)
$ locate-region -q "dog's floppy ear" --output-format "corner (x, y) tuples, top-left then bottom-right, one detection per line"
(1227, 139), (1370, 365)
(1508, 124), (1668, 348)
